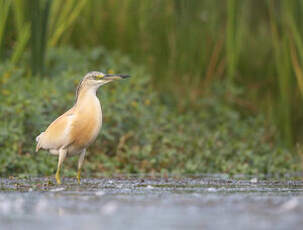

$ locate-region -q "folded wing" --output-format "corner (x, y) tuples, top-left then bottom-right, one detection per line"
(36, 107), (75, 152)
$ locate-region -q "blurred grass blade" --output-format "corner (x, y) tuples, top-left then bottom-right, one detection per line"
(12, 0), (26, 34)
(290, 41), (303, 97)
(204, 37), (224, 87)
(11, 23), (30, 64)
(268, 0), (293, 146)
(226, 0), (236, 82)
(0, 0), (11, 60)
(30, 0), (51, 75)
(11, 0), (30, 64)
(288, 17), (303, 63)
(48, 0), (87, 47)
(287, 2), (303, 92)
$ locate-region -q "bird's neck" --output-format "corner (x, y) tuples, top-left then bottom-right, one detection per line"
(76, 86), (100, 107)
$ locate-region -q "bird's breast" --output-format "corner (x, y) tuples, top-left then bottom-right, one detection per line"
(70, 95), (102, 150)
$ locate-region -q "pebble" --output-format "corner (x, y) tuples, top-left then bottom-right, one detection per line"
(50, 187), (65, 192)
(146, 185), (153, 189)
(250, 178), (258, 183)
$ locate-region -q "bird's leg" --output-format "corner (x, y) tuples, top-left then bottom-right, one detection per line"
(77, 149), (86, 184)
(56, 148), (67, 185)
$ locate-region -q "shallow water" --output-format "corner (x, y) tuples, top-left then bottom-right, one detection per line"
(0, 175), (302, 230)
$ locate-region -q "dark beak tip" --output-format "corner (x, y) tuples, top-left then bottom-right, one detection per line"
(122, 75), (131, 79)
(104, 74), (131, 79)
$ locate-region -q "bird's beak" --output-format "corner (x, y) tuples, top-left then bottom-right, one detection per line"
(103, 74), (131, 80)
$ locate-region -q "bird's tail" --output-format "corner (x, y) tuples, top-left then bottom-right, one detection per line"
(35, 132), (44, 152)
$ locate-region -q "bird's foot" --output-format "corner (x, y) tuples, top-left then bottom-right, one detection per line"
(55, 172), (61, 185)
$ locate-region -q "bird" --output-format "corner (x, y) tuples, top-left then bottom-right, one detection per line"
(35, 71), (130, 184)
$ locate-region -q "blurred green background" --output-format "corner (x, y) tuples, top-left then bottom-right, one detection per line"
(0, 0), (303, 176)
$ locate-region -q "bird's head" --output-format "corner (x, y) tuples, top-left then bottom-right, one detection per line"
(76, 71), (130, 99)
(82, 71), (130, 86)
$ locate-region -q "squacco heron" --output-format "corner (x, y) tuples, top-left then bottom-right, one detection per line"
(35, 71), (130, 184)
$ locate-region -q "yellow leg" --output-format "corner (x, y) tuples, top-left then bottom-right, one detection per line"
(77, 169), (81, 184)
(56, 148), (67, 185)
(77, 149), (86, 184)
(56, 169), (61, 185)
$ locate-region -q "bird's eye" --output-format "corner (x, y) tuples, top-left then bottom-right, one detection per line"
(95, 74), (104, 79)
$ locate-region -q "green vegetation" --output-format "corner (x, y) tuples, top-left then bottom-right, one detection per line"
(0, 0), (303, 176)
(0, 48), (300, 176)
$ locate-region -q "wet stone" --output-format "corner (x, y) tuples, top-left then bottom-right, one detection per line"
(0, 175), (302, 230)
